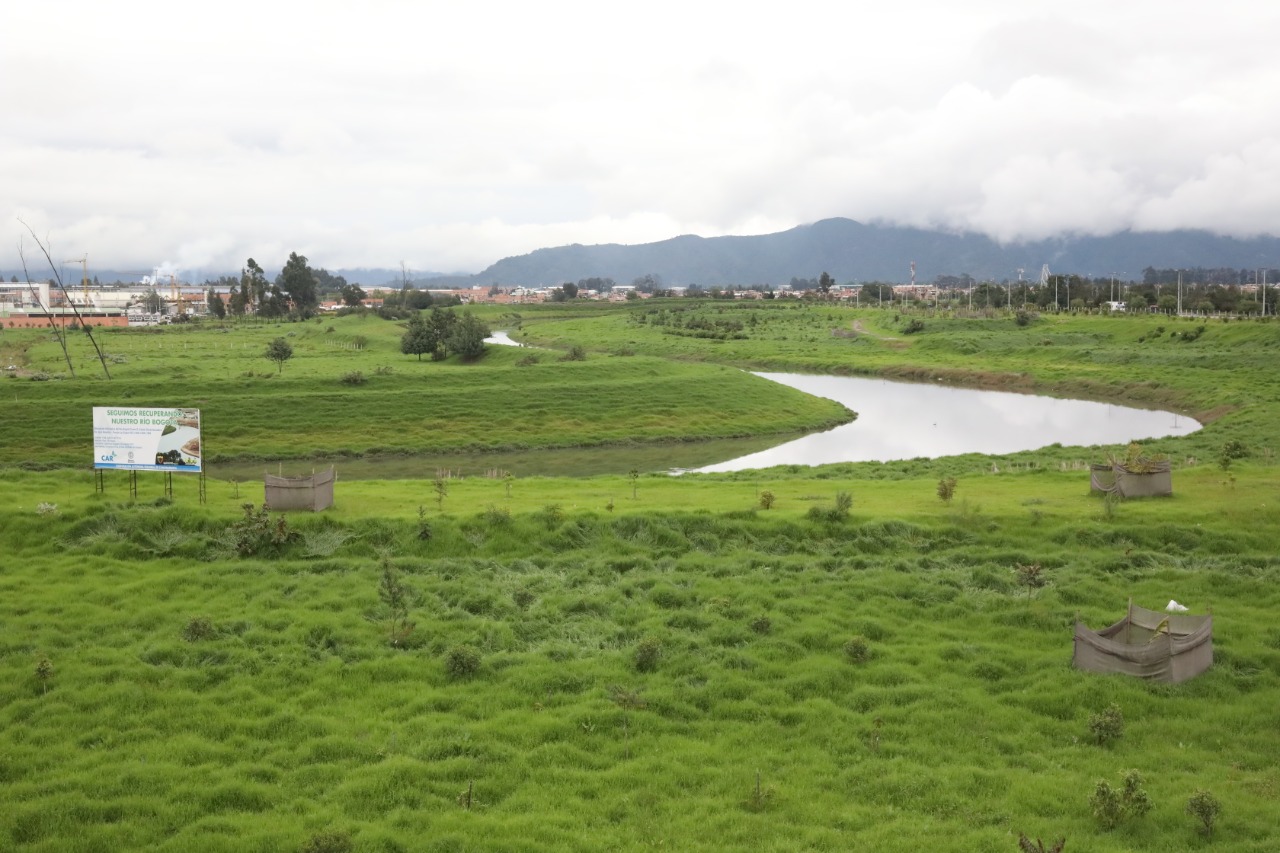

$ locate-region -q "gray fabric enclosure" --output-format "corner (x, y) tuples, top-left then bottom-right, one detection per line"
(1073, 601), (1213, 683)
(1089, 461), (1173, 498)
(264, 467), (336, 511)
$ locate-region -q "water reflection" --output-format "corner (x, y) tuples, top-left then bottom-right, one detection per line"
(694, 373), (1198, 473)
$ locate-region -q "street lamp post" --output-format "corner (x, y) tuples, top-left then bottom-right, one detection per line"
(1177, 270), (1183, 316)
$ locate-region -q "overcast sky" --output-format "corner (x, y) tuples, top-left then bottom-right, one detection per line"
(4, 1), (1278, 278)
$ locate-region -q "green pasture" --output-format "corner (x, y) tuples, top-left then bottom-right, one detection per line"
(2, 304), (1279, 851)
(0, 314), (848, 467)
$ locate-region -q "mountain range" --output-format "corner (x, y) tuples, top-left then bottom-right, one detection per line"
(454, 218), (1280, 287)
(7, 219), (1279, 289)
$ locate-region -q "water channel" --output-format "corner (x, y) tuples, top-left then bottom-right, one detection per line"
(208, 334), (1199, 481)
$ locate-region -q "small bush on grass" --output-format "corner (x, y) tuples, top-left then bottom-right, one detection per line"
(1090, 770), (1151, 829)
(807, 491), (853, 522)
(445, 645), (482, 678)
(1088, 703), (1125, 746)
(339, 371), (365, 385)
(1186, 789), (1221, 839)
(936, 477), (957, 503)
(634, 636), (662, 672)
(183, 616), (217, 642)
(844, 636), (871, 663)
(759, 490), (776, 510)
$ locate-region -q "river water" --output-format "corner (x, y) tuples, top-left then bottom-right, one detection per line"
(693, 373), (1197, 473)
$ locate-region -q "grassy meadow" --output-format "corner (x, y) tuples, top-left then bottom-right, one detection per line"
(0, 313), (849, 467)
(1, 302), (1279, 852)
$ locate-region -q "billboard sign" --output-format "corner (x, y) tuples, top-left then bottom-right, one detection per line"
(93, 407), (202, 472)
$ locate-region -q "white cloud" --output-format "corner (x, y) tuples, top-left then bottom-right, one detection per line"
(4, 0), (1280, 275)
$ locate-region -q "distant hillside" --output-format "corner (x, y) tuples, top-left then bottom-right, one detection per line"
(468, 219), (1280, 286)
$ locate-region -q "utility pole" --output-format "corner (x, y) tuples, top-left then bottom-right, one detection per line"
(1177, 269), (1183, 316)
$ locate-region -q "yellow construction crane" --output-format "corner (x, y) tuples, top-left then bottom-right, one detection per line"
(63, 255), (90, 306)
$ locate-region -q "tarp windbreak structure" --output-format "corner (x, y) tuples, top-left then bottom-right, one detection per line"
(1073, 600), (1213, 683)
(264, 467), (336, 511)
(1089, 460), (1173, 498)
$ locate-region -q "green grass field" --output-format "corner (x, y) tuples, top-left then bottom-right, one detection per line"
(1, 303), (1278, 851)
(0, 313), (849, 467)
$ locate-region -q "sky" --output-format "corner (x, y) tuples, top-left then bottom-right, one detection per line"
(4, 1), (1279, 279)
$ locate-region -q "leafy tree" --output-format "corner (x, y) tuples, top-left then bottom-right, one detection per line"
(277, 252), (319, 317)
(264, 337), (294, 374)
(560, 282), (579, 300)
(206, 287), (226, 320)
(258, 284), (289, 319)
(142, 288), (165, 313)
(400, 313), (434, 361)
(818, 271), (834, 295)
(227, 286), (248, 317)
(243, 258), (269, 311)
(339, 283), (367, 307)
(446, 312), (490, 360)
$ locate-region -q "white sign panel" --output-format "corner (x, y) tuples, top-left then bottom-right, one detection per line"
(93, 407), (202, 472)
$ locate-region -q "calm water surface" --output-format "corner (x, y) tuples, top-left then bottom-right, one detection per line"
(693, 373), (1198, 473)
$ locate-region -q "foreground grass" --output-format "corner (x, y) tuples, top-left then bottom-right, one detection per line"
(2, 462), (1279, 851)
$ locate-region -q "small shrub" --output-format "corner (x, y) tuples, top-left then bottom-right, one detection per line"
(806, 491), (852, 522)
(758, 490), (776, 510)
(444, 644), (481, 678)
(230, 503), (296, 556)
(1015, 309), (1035, 327)
(374, 365), (394, 375)
(936, 477), (957, 503)
(512, 588), (536, 610)
(1186, 789), (1221, 839)
(378, 556), (415, 648)
(1088, 703), (1124, 746)
(483, 504), (511, 526)
(416, 505), (432, 540)
(35, 656), (53, 693)
(560, 344), (587, 361)
(750, 615), (772, 635)
(340, 370), (366, 385)
(1090, 780), (1124, 829)
(901, 318), (925, 334)
(1014, 562), (1046, 600)
(1090, 770), (1151, 829)
(299, 829), (354, 853)
(540, 504), (565, 529)
(36, 502), (58, 516)
(183, 616), (217, 642)
(843, 636), (871, 663)
(634, 636), (662, 672)
(515, 354), (540, 366)
(743, 772), (774, 812)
